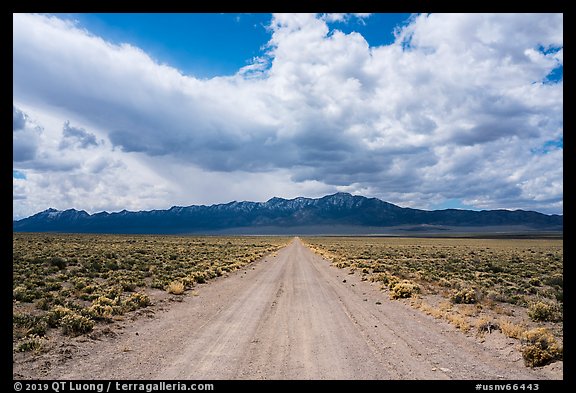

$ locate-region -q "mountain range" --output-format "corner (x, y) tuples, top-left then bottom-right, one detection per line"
(12, 193), (563, 235)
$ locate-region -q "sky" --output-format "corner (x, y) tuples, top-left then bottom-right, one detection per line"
(13, 13), (563, 220)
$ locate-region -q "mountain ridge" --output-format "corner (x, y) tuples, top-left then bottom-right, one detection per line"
(13, 192), (563, 234)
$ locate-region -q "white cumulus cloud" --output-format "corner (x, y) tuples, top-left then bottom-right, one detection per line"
(13, 13), (563, 219)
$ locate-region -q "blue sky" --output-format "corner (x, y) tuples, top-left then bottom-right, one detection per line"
(13, 13), (563, 219)
(65, 13), (412, 78)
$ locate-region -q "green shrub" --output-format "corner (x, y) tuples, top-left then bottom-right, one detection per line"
(17, 335), (44, 352)
(46, 305), (73, 328)
(13, 313), (48, 336)
(527, 300), (562, 322)
(554, 289), (563, 303)
(181, 276), (196, 288)
(122, 292), (151, 311)
(450, 288), (478, 304)
(192, 271), (207, 284)
(544, 274), (563, 288)
(44, 281), (62, 291)
(151, 278), (167, 289)
(102, 286), (123, 300)
(528, 277), (541, 287)
(13, 285), (38, 302)
(119, 280), (137, 292)
(95, 295), (118, 306)
(36, 297), (51, 311)
(50, 257), (67, 270)
(83, 284), (98, 294)
(386, 276), (400, 290)
(73, 277), (88, 290)
(61, 313), (94, 336)
(521, 328), (562, 367)
(105, 260), (119, 270)
(369, 273), (390, 284)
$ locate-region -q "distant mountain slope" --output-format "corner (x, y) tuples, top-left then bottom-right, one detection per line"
(12, 193), (563, 234)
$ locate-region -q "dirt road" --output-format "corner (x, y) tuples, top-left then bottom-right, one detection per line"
(16, 238), (561, 380)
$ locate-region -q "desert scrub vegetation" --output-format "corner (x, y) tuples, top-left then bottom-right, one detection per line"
(520, 328), (563, 367)
(389, 280), (420, 299)
(13, 233), (288, 352)
(304, 236), (563, 367)
(450, 287), (478, 304)
(527, 299), (562, 322)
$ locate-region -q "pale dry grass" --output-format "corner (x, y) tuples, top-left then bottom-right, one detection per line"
(167, 280), (185, 295)
(439, 301), (453, 312)
(445, 313), (471, 332)
(460, 304), (481, 318)
(475, 316), (500, 337)
(485, 300), (515, 316)
(413, 300), (448, 320)
(499, 318), (527, 340)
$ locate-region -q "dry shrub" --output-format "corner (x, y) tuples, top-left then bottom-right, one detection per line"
(521, 328), (562, 367)
(389, 280), (420, 299)
(476, 317), (500, 335)
(167, 280), (185, 295)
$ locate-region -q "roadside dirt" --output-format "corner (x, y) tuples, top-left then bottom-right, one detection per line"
(13, 238), (562, 380)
